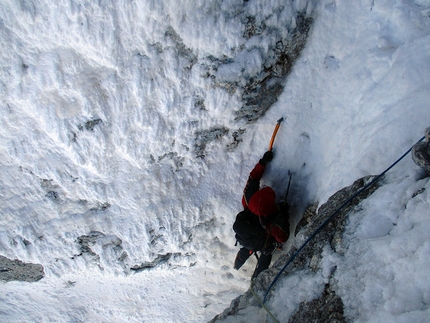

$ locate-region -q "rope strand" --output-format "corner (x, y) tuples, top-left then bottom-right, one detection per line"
(250, 280), (280, 323)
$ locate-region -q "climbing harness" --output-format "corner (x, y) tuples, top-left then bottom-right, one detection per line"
(262, 135), (426, 304)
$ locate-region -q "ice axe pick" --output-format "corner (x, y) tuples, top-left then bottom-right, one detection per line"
(268, 117), (284, 151)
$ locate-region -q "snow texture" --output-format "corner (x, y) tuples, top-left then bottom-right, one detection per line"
(0, 0), (430, 322)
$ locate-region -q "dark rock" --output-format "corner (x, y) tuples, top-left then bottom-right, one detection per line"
(411, 127), (430, 175)
(227, 128), (246, 151)
(118, 251), (128, 262)
(90, 201), (111, 211)
(294, 203), (318, 236)
(75, 231), (105, 259)
(243, 16), (266, 39)
(0, 255), (44, 282)
(45, 190), (61, 201)
(72, 118), (103, 142)
(236, 79), (284, 123)
(41, 179), (63, 203)
(216, 81), (238, 94)
(84, 118), (103, 131)
(289, 283), (346, 323)
(195, 127), (229, 158)
(208, 289), (256, 323)
(41, 179), (58, 190)
(73, 231), (124, 270)
(157, 151), (185, 171)
(194, 95), (206, 110)
(23, 239), (31, 246)
(65, 280), (76, 288)
(165, 26), (197, 65)
(412, 187), (426, 198)
(235, 13), (313, 123)
(130, 253), (177, 272)
(77, 118), (103, 132)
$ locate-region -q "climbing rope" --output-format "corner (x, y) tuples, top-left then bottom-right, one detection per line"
(248, 218), (283, 322)
(250, 280), (280, 323)
(263, 136), (425, 304)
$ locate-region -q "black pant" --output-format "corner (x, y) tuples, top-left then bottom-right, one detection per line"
(252, 252), (272, 279)
(234, 245), (275, 279)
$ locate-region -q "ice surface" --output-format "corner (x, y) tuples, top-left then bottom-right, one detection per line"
(1, 0), (430, 322)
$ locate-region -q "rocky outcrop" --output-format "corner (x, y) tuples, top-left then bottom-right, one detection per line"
(289, 283), (346, 323)
(209, 175), (380, 322)
(195, 7), (315, 156)
(411, 126), (430, 175)
(235, 13), (313, 123)
(195, 127), (229, 158)
(0, 255), (44, 282)
(72, 231), (127, 270)
(130, 253), (180, 272)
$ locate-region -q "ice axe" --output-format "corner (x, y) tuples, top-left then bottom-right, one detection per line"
(284, 170), (293, 202)
(268, 117), (284, 151)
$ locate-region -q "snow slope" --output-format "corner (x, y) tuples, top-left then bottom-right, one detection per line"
(0, 0), (429, 322)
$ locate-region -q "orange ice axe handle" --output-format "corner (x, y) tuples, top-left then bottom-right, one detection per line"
(268, 117), (284, 151)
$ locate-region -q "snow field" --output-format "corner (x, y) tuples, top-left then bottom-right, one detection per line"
(1, 0), (430, 322)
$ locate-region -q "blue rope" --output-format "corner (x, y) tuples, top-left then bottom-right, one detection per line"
(263, 136), (425, 303)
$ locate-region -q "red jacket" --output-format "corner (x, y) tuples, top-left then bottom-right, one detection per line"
(241, 162), (289, 243)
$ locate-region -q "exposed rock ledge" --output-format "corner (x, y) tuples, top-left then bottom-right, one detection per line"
(209, 175), (380, 323)
(0, 255), (44, 282)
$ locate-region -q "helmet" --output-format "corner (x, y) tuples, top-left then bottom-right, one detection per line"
(248, 187), (277, 217)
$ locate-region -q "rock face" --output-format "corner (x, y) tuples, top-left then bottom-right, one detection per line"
(411, 126), (430, 175)
(0, 255), (44, 282)
(195, 7), (314, 156)
(209, 175), (380, 323)
(235, 13), (313, 123)
(289, 283), (345, 323)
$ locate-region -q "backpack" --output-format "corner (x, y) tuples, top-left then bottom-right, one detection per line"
(233, 210), (267, 251)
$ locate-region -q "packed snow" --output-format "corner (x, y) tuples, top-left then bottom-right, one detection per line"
(1, 0), (429, 322)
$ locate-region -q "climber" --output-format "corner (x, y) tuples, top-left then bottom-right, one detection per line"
(233, 150), (290, 279)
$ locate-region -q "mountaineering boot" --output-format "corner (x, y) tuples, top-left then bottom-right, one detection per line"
(251, 242), (277, 279)
(251, 252), (272, 279)
(234, 247), (252, 270)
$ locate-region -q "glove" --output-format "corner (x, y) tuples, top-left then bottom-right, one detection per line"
(259, 151), (274, 166)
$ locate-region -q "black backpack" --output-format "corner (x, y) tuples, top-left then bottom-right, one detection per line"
(233, 210), (267, 251)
